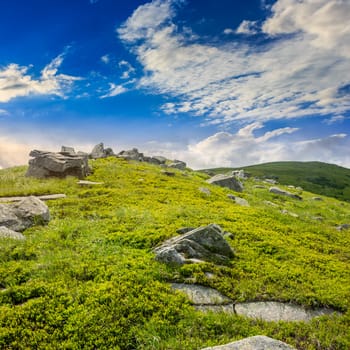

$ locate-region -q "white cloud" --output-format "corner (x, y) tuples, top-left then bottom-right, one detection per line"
(0, 53), (80, 103)
(142, 123), (350, 170)
(324, 115), (346, 125)
(117, 0), (175, 43)
(262, 0), (350, 58)
(119, 60), (135, 79)
(0, 109), (8, 116)
(101, 54), (110, 64)
(117, 0), (350, 126)
(223, 28), (234, 35)
(235, 20), (259, 35)
(100, 83), (128, 98)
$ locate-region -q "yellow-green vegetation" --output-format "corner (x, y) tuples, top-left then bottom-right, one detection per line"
(202, 161), (350, 202)
(0, 157), (349, 349)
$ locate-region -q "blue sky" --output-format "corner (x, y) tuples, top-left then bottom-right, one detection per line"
(0, 0), (349, 169)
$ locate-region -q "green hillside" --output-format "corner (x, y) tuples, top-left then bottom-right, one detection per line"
(0, 158), (350, 349)
(201, 161), (350, 201)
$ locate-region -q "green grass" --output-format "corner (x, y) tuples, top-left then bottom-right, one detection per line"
(0, 158), (349, 349)
(200, 161), (350, 202)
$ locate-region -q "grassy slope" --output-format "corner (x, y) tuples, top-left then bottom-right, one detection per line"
(200, 161), (350, 202)
(0, 158), (349, 349)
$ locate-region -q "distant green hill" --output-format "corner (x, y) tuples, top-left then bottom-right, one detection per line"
(200, 161), (350, 201)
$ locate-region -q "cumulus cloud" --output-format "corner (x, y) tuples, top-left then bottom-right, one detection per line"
(235, 20), (259, 35)
(262, 0), (350, 58)
(117, 0), (350, 126)
(100, 83), (128, 98)
(142, 124), (350, 169)
(0, 53), (80, 103)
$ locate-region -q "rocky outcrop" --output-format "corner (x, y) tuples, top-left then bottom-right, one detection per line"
(269, 187), (302, 200)
(201, 336), (296, 350)
(232, 169), (249, 179)
(207, 175), (243, 192)
(0, 196), (49, 232)
(90, 143), (114, 159)
(61, 146), (75, 154)
(154, 224), (234, 266)
(168, 160), (187, 170)
(117, 148), (144, 161)
(26, 150), (90, 179)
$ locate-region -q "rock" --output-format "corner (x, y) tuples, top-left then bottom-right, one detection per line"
(61, 145), (75, 154)
(117, 148), (144, 161)
(176, 227), (196, 234)
(161, 170), (175, 176)
(172, 283), (232, 306)
(201, 335), (296, 350)
(312, 197), (323, 201)
(151, 156), (167, 164)
(336, 224), (350, 231)
(227, 194), (249, 206)
(154, 224), (235, 266)
(253, 185), (265, 189)
(0, 194), (66, 203)
(77, 180), (103, 186)
(234, 301), (339, 322)
(231, 170), (249, 179)
(207, 174), (243, 192)
(311, 216), (323, 221)
(264, 178), (278, 185)
(0, 226), (26, 240)
(263, 200), (279, 207)
(168, 160), (187, 170)
(199, 187), (211, 195)
(269, 187), (302, 200)
(90, 142), (114, 159)
(26, 150), (90, 179)
(280, 209), (299, 218)
(0, 196), (49, 232)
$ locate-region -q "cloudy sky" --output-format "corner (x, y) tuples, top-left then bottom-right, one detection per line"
(1, 0), (350, 169)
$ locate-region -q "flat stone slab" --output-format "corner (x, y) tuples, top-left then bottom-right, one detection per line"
(0, 194), (66, 202)
(201, 335), (296, 350)
(77, 180), (103, 185)
(171, 283), (232, 305)
(235, 302), (338, 322)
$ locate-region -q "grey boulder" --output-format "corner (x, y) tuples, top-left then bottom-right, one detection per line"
(118, 148), (144, 161)
(201, 335), (296, 350)
(207, 174), (243, 192)
(269, 187), (302, 200)
(0, 226), (26, 240)
(26, 150), (90, 179)
(90, 143), (114, 159)
(0, 196), (50, 232)
(168, 160), (187, 170)
(154, 224), (234, 266)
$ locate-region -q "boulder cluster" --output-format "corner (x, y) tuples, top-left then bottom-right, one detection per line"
(25, 143), (187, 179)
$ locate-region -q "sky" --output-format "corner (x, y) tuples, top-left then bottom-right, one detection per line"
(0, 0), (350, 170)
